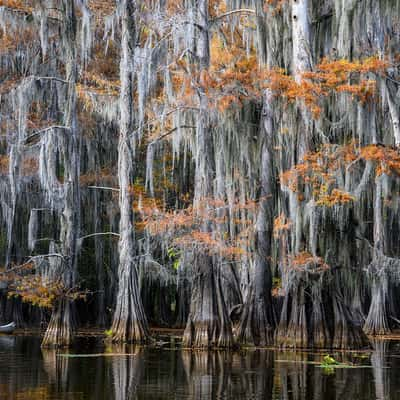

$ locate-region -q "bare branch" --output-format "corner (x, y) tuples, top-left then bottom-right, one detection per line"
(79, 232), (120, 241)
(2, 254), (65, 274)
(24, 126), (71, 144)
(149, 125), (196, 146)
(211, 8), (256, 22)
(87, 186), (120, 192)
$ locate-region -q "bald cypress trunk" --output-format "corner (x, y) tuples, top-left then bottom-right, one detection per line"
(236, 90), (275, 346)
(276, 0), (314, 349)
(110, 0), (150, 344)
(364, 175), (391, 336)
(182, 0), (233, 348)
(42, 0), (79, 348)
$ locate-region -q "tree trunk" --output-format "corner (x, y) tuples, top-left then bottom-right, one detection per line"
(111, 345), (144, 400)
(364, 175), (391, 336)
(42, 298), (73, 348)
(182, 0), (233, 348)
(332, 290), (369, 349)
(42, 0), (79, 348)
(236, 90), (275, 346)
(110, 0), (150, 344)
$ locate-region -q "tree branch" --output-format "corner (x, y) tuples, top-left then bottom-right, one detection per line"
(87, 186), (120, 192)
(211, 8), (255, 22)
(79, 232), (120, 241)
(24, 126), (71, 143)
(149, 125), (196, 146)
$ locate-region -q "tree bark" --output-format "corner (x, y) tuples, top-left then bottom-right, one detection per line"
(42, 0), (79, 348)
(236, 90), (275, 346)
(110, 0), (150, 344)
(182, 0), (233, 348)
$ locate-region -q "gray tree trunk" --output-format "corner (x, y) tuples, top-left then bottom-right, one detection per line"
(182, 0), (233, 348)
(110, 0), (150, 343)
(236, 90), (276, 346)
(42, 0), (80, 348)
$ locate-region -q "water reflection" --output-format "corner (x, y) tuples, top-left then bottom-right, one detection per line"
(181, 351), (274, 399)
(371, 340), (390, 400)
(110, 345), (143, 400)
(42, 348), (70, 392)
(0, 336), (399, 399)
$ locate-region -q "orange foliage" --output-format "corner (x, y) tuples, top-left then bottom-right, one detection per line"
(266, 57), (389, 118)
(174, 231), (246, 258)
(144, 196), (255, 259)
(360, 145), (400, 176)
(291, 251), (329, 272)
(0, 0), (32, 12)
(0, 155), (9, 174)
(80, 167), (116, 187)
(0, 28), (36, 55)
(88, 0), (116, 18)
(1, 263), (86, 309)
(316, 189), (355, 207)
(280, 143), (356, 205)
(273, 213), (291, 238)
(26, 102), (56, 132)
(206, 35), (265, 111)
(281, 142), (400, 207)
(21, 157), (38, 176)
(81, 69), (120, 95)
(264, 0), (286, 14)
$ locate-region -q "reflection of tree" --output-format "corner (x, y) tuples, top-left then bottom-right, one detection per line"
(276, 352), (308, 400)
(181, 351), (217, 399)
(232, 351), (274, 399)
(2, 386), (51, 400)
(274, 350), (379, 400)
(41, 348), (70, 393)
(181, 350), (274, 399)
(110, 345), (144, 400)
(371, 340), (390, 400)
(332, 357), (364, 400)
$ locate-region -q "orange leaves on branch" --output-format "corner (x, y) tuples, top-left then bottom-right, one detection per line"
(8, 275), (61, 309)
(3, 262), (86, 309)
(78, 70), (120, 97)
(265, 57), (389, 118)
(280, 143), (356, 206)
(316, 189), (355, 207)
(174, 231), (246, 258)
(291, 251), (329, 272)
(130, 181), (163, 214)
(88, 0), (116, 18)
(0, 0), (32, 12)
(143, 196), (255, 260)
(0, 155), (9, 174)
(273, 213), (292, 238)
(281, 142), (400, 208)
(316, 57), (389, 75)
(207, 36), (264, 111)
(208, 0), (226, 18)
(0, 28), (36, 55)
(263, 0), (286, 14)
(360, 145), (400, 176)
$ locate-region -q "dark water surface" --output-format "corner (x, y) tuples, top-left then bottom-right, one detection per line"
(0, 336), (399, 399)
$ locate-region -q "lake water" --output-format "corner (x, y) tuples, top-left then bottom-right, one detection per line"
(0, 335), (399, 399)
